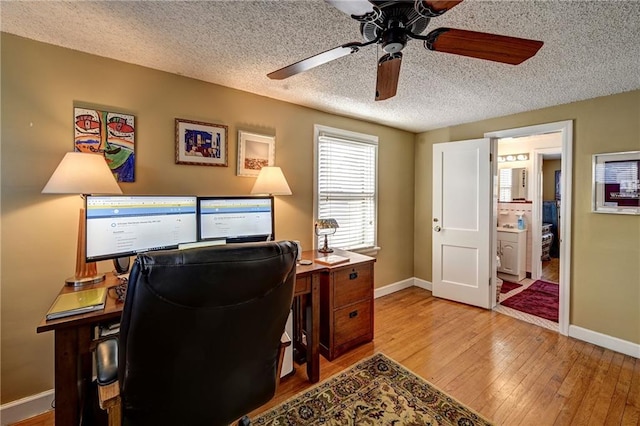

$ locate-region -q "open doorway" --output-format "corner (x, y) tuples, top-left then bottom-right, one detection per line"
(539, 151), (561, 284)
(486, 121), (573, 336)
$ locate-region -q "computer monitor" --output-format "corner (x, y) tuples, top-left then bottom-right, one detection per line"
(85, 195), (198, 262)
(198, 196), (275, 243)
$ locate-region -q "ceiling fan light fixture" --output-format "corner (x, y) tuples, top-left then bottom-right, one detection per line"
(267, 0), (544, 101)
(381, 26), (408, 54)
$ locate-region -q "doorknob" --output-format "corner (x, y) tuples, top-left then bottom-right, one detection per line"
(434, 225), (441, 232)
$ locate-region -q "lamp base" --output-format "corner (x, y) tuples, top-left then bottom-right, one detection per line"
(65, 273), (106, 287)
(318, 234), (334, 254)
(66, 206), (106, 287)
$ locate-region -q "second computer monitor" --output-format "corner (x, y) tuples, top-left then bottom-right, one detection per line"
(198, 196), (275, 243)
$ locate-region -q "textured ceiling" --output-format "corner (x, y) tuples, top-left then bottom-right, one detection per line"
(2, 0), (639, 133)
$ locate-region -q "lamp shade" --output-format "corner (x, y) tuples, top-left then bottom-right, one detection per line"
(250, 166), (292, 196)
(316, 218), (339, 230)
(42, 152), (122, 195)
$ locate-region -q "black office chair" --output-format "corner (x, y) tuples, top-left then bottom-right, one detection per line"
(95, 241), (297, 426)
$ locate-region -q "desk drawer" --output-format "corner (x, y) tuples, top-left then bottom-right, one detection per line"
(333, 300), (372, 351)
(294, 274), (311, 296)
(333, 264), (373, 308)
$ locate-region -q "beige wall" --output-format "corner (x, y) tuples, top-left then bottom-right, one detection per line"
(415, 90), (640, 345)
(0, 34), (415, 403)
(543, 159), (561, 201)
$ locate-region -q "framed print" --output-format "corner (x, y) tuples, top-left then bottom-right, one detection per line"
(175, 119), (228, 166)
(74, 107), (136, 182)
(237, 130), (275, 177)
(592, 151), (640, 215)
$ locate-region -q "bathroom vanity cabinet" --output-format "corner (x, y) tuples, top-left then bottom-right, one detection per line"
(497, 228), (527, 282)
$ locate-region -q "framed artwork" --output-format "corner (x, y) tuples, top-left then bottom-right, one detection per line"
(175, 119), (228, 167)
(74, 107), (136, 182)
(592, 151), (640, 215)
(237, 130), (275, 177)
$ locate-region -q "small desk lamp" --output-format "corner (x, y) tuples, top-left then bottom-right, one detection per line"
(250, 166), (292, 196)
(42, 152), (122, 286)
(315, 218), (339, 253)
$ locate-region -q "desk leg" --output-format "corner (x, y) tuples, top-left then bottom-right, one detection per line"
(306, 274), (320, 383)
(54, 325), (92, 426)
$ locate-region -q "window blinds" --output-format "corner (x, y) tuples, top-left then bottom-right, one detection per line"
(499, 168), (512, 202)
(317, 135), (377, 251)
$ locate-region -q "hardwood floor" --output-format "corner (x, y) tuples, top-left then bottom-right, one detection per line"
(14, 287), (639, 425)
(542, 256), (560, 283)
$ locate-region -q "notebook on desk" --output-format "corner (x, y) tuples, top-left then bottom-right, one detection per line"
(46, 287), (107, 321)
(314, 254), (349, 266)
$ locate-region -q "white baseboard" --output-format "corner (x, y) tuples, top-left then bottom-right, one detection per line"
(0, 390), (54, 426)
(374, 277), (432, 299)
(569, 325), (640, 358)
(413, 278), (432, 291)
(374, 278), (415, 299)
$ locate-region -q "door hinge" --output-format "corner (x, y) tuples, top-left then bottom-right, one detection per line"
(490, 153), (493, 162)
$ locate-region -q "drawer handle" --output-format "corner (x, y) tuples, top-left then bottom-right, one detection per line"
(349, 310), (358, 318)
(349, 271), (358, 280)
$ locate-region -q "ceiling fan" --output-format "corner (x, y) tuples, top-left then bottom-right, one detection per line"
(267, 0), (543, 101)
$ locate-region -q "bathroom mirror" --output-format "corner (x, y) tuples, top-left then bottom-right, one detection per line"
(498, 167), (528, 201)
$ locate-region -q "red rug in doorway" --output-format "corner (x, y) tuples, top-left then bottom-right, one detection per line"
(500, 280), (523, 293)
(501, 280), (559, 322)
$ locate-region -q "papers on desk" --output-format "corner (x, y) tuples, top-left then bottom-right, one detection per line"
(46, 287), (107, 321)
(314, 254), (349, 266)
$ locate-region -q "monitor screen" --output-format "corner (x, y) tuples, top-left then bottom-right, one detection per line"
(198, 196), (274, 243)
(85, 195), (198, 262)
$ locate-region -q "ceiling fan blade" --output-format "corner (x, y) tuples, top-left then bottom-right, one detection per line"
(425, 28), (543, 65)
(375, 52), (402, 101)
(325, 0), (376, 19)
(267, 43), (361, 80)
(418, 1), (463, 17)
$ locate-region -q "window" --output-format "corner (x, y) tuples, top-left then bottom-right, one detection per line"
(499, 168), (512, 202)
(314, 125), (378, 252)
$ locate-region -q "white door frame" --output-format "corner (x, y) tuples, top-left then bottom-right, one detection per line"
(531, 147), (562, 280)
(485, 120), (573, 335)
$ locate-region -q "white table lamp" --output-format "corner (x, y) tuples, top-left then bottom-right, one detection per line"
(250, 166), (292, 196)
(42, 152), (122, 286)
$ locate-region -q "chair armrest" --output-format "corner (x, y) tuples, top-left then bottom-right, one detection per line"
(94, 337), (122, 425)
(96, 338), (119, 385)
(95, 337), (122, 426)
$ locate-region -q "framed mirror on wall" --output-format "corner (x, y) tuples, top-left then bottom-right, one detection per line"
(499, 167), (528, 201)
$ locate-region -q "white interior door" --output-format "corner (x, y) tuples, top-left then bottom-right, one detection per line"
(433, 138), (493, 309)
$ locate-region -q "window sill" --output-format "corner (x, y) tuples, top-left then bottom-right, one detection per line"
(350, 246), (381, 257)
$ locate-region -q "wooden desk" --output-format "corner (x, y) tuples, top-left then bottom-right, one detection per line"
(37, 249), (373, 426)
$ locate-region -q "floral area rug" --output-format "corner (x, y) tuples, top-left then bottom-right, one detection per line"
(252, 353), (493, 425)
